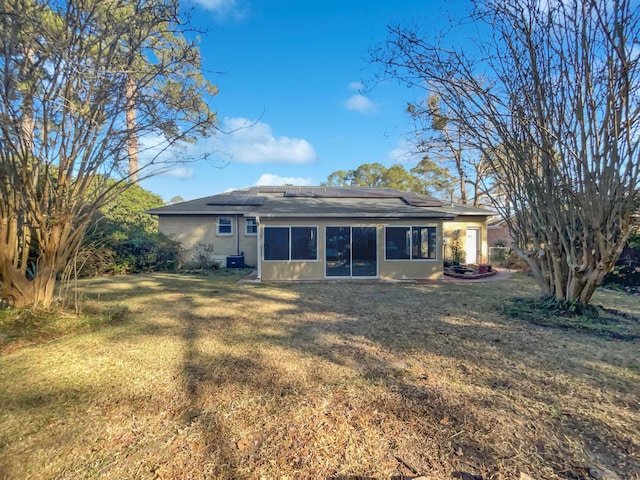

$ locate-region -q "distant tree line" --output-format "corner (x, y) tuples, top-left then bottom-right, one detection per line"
(323, 157), (460, 201)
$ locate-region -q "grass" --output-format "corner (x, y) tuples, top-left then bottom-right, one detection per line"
(503, 295), (640, 341)
(0, 271), (639, 479)
(0, 301), (128, 354)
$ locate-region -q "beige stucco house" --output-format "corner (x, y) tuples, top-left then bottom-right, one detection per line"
(147, 186), (493, 281)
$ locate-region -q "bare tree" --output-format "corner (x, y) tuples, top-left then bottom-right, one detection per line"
(408, 95), (472, 204)
(0, 0), (218, 307)
(374, 0), (640, 305)
(408, 92), (507, 208)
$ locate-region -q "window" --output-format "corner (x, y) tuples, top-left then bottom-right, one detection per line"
(245, 217), (257, 235)
(217, 217), (232, 235)
(264, 226), (317, 261)
(325, 226), (377, 277)
(264, 227), (289, 260)
(291, 227), (317, 260)
(385, 227), (410, 259)
(385, 226), (437, 260)
(412, 226), (437, 259)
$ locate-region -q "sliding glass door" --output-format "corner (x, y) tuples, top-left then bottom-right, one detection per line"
(325, 226), (377, 277)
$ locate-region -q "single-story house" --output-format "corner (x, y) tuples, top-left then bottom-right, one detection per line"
(146, 186), (494, 281)
(487, 215), (514, 247)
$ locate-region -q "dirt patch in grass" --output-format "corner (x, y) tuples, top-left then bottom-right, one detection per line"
(0, 272), (638, 479)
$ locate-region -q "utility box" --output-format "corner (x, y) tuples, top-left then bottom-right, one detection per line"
(226, 255), (245, 269)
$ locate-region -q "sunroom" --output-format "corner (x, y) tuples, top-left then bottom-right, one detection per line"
(147, 186), (492, 281)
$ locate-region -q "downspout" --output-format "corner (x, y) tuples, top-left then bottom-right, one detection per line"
(235, 216), (240, 255)
(256, 216), (261, 280)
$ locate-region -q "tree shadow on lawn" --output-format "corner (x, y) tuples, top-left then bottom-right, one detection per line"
(95, 282), (330, 478)
(225, 281), (640, 478)
(85, 274), (640, 478)
(0, 347), (199, 478)
(0, 274), (253, 479)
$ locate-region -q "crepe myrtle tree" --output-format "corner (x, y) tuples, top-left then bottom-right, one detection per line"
(373, 0), (640, 305)
(0, 0), (218, 307)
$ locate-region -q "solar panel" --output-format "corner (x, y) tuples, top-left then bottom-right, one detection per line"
(402, 193), (443, 207)
(213, 187), (443, 207)
(281, 186), (404, 198)
(206, 195), (265, 206)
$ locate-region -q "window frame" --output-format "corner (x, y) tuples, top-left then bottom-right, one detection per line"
(245, 217), (258, 236)
(412, 226), (438, 260)
(325, 225), (378, 278)
(290, 226), (318, 261)
(263, 225), (318, 262)
(217, 216), (233, 236)
(263, 227), (289, 261)
(384, 226), (411, 260)
(384, 225), (438, 261)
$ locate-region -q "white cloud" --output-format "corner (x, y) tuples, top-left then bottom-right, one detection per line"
(135, 133), (226, 181)
(387, 139), (421, 164)
(138, 133), (176, 164)
(254, 174), (314, 186)
(193, 0), (246, 19)
(137, 132), (205, 169)
(345, 94), (376, 114)
(220, 117), (317, 164)
(387, 147), (411, 164)
(348, 81), (364, 91)
(162, 167), (194, 179)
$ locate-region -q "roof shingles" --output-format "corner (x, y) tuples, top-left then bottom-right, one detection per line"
(146, 186), (491, 219)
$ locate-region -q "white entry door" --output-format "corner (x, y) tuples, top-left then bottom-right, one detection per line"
(466, 229), (478, 264)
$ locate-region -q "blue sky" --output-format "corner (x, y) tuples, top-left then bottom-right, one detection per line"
(141, 0), (471, 202)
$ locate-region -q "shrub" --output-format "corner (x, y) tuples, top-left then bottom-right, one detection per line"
(446, 238), (465, 265)
(186, 244), (220, 271)
(602, 238), (640, 288)
(74, 185), (181, 276)
(77, 228), (181, 276)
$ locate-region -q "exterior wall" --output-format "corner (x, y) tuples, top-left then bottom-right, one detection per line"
(487, 224), (513, 247)
(442, 216), (489, 265)
(259, 218), (443, 281)
(259, 218), (324, 280)
(158, 215), (259, 267)
(378, 219), (443, 280)
(157, 213), (489, 276)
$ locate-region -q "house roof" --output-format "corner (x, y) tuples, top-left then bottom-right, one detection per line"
(146, 186), (493, 220)
(488, 217), (508, 228)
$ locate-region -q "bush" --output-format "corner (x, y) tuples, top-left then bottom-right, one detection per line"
(77, 228), (181, 276)
(73, 185), (181, 277)
(446, 237), (465, 264)
(602, 236), (640, 288)
(489, 244), (509, 264)
(185, 243), (220, 271)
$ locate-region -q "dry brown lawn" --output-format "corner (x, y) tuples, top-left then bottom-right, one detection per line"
(0, 272), (639, 479)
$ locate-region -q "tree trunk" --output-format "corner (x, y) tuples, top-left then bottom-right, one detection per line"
(513, 234), (625, 306)
(455, 152), (466, 204)
(0, 214), (85, 308)
(1, 270), (57, 308)
(126, 75), (139, 181)
(1, 257), (69, 308)
(0, 266), (34, 308)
